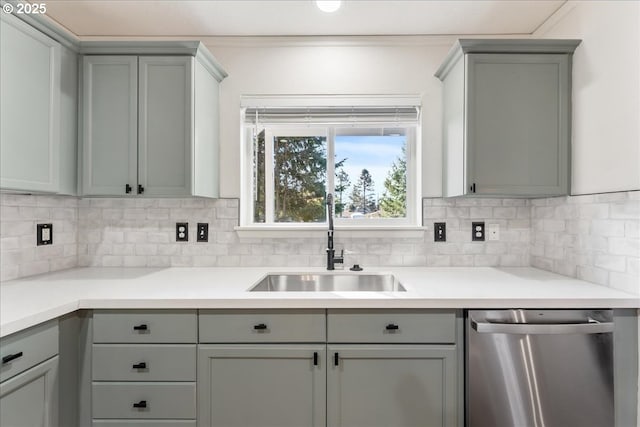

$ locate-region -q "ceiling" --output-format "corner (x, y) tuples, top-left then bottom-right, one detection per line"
(41, 0), (567, 38)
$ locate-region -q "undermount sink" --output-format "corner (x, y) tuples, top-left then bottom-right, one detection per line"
(248, 273), (406, 292)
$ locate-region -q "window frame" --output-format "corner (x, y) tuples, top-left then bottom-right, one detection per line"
(240, 97), (422, 230)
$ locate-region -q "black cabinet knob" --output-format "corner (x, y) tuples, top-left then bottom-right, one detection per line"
(2, 352), (23, 364)
(125, 184), (132, 194)
(138, 184), (144, 194)
(253, 323), (267, 330)
(133, 400), (147, 409)
(133, 324), (148, 331)
(385, 323), (399, 331)
(132, 362), (147, 369)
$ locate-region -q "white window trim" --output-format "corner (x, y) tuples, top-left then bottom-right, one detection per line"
(239, 95), (422, 231)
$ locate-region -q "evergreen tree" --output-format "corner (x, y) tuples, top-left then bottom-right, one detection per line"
(350, 169), (376, 214)
(273, 135), (327, 222)
(379, 147), (407, 218)
(334, 158), (350, 216)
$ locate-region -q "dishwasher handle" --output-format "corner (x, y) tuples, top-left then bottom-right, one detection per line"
(470, 318), (614, 335)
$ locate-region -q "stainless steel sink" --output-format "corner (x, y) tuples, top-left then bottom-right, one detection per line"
(248, 273), (406, 292)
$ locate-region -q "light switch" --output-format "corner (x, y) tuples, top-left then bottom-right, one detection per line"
(37, 223), (53, 246)
(488, 223), (500, 241)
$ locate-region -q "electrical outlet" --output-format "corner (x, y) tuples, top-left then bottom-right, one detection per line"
(434, 222), (446, 242)
(472, 222), (485, 241)
(176, 223), (189, 242)
(37, 223), (53, 246)
(197, 223), (209, 242)
(488, 223), (500, 241)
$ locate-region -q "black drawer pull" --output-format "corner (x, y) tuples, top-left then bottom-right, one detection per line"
(385, 323), (399, 331)
(253, 323), (267, 330)
(133, 400), (147, 409)
(125, 184), (132, 194)
(334, 352), (339, 367)
(138, 184), (145, 194)
(2, 352), (23, 364)
(313, 352), (318, 366)
(133, 324), (148, 331)
(132, 362), (147, 369)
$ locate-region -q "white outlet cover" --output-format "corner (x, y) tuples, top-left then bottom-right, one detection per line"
(488, 223), (500, 240)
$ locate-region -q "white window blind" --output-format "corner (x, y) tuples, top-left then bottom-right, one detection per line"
(241, 95), (421, 126)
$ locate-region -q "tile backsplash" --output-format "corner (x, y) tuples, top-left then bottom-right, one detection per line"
(0, 194), (78, 281)
(531, 191), (640, 294)
(76, 197), (530, 269)
(1, 191), (638, 294)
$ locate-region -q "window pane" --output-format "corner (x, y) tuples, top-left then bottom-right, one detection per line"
(335, 128), (407, 219)
(273, 135), (327, 223)
(253, 129), (266, 223)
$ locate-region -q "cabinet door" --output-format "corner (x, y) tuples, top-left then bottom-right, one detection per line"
(0, 13), (60, 193)
(197, 345), (326, 427)
(327, 345), (458, 427)
(138, 57), (193, 196)
(83, 56), (138, 196)
(0, 356), (58, 427)
(466, 53), (569, 196)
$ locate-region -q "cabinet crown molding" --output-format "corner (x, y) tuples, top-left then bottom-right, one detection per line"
(435, 38), (582, 80)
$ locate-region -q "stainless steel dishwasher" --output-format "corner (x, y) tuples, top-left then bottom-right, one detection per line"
(467, 309), (614, 427)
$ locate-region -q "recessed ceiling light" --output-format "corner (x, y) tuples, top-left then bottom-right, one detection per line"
(316, 0), (341, 13)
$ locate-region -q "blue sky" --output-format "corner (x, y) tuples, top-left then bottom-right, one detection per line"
(335, 135), (405, 200)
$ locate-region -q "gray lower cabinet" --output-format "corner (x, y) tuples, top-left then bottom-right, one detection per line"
(327, 310), (460, 427)
(197, 309), (461, 427)
(197, 345), (326, 427)
(327, 345), (457, 427)
(0, 320), (59, 427)
(81, 43), (226, 197)
(0, 12), (77, 195)
(197, 309), (327, 427)
(435, 39), (580, 197)
(91, 310), (197, 426)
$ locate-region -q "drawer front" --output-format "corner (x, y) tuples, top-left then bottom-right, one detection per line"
(92, 344), (196, 381)
(1, 320), (58, 382)
(93, 421), (196, 426)
(93, 310), (197, 343)
(92, 382), (196, 419)
(327, 309), (456, 343)
(199, 310), (326, 343)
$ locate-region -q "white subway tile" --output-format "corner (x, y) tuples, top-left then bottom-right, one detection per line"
(590, 220), (625, 237)
(609, 238), (640, 257)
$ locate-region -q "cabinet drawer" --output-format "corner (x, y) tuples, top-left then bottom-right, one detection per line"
(199, 310), (326, 343)
(92, 344), (196, 381)
(327, 310), (456, 343)
(93, 310), (197, 343)
(92, 382), (195, 419)
(93, 421), (196, 427)
(0, 320), (58, 382)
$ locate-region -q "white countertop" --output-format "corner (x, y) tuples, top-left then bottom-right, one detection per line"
(1, 266), (638, 337)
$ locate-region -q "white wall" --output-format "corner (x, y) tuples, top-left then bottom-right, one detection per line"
(203, 37), (453, 198)
(535, 0), (640, 195)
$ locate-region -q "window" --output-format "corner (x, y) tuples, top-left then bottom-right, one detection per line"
(241, 96), (421, 228)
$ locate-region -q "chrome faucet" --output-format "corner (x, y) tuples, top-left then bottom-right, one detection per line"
(326, 193), (343, 270)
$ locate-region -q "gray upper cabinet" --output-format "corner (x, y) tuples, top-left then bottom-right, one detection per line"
(435, 39), (581, 197)
(81, 42), (226, 197)
(1, 13), (77, 195)
(138, 57), (193, 196)
(82, 56), (138, 196)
